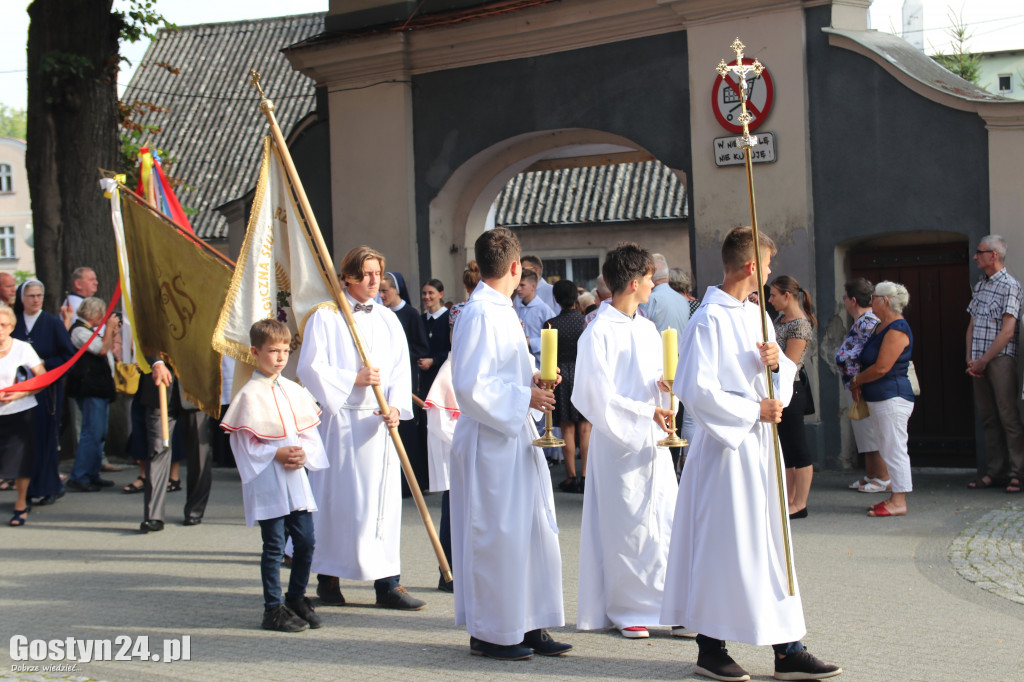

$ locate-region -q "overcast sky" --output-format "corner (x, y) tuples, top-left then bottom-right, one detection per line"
(1, 1), (1022, 113)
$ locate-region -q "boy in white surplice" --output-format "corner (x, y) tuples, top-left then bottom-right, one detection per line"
(571, 243), (678, 641)
(661, 227), (841, 682)
(220, 319), (328, 633)
(449, 227), (571, 661)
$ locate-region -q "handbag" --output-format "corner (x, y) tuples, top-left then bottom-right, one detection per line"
(907, 360), (921, 396)
(848, 398), (870, 420)
(114, 361), (140, 395)
(797, 366), (815, 416)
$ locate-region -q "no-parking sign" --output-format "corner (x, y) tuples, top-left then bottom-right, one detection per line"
(711, 57), (774, 134)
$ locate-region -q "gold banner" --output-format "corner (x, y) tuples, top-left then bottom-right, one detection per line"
(120, 195), (231, 417)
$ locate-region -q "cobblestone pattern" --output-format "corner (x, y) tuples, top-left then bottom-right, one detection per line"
(948, 503), (1024, 605)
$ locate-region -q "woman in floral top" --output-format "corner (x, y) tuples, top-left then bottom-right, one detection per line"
(834, 278), (889, 493)
(769, 275), (816, 519)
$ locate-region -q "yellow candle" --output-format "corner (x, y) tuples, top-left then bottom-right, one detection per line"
(540, 328), (558, 381)
(662, 328), (678, 381)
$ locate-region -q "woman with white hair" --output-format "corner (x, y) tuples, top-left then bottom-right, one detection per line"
(65, 297), (120, 492)
(0, 303), (46, 525)
(849, 281), (914, 517)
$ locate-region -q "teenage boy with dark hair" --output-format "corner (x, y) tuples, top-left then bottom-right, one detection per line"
(572, 242), (679, 640)
(450, 227), (571, 661)
(662, 227), (841, 681)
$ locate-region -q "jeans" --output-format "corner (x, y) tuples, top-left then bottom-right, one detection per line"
(696, 635), (803, 657)
(259, 510), (315, 610)
(70, 397), (109, 484)
(374, 575), (400, 598)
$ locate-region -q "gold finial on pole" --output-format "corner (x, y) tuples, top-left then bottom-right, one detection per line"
(714, 37), (795, 597)
(250, 69), (273, 114)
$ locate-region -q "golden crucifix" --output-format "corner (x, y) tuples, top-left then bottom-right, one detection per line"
(716, 38), (795, 596)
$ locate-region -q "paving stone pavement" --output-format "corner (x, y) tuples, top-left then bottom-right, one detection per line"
(1, 466), (1022, 681)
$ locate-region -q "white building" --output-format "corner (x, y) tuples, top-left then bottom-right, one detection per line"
(0, 137), (33, 279)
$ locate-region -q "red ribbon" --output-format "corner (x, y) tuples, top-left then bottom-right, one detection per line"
(1, 282), (122, 394)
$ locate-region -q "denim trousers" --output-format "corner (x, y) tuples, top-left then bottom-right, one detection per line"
(259, 510), (314, 610)
(70, 397), (109, 484)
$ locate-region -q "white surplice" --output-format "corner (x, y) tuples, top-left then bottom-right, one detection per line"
(424, 354), (458, 492)
(297, 295), (412, 580)
(661, 285), (803, 645)
(222, 373), (328, 526)
(572, 304), (678, 630)
(450, 280), (564, 646)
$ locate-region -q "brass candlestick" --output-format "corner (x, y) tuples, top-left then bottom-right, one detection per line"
(657, 379), (687, 448)
(533, 380), (565, 447)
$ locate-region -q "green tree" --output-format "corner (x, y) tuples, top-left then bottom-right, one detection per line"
(0, 105), (28, 139)
(25, 0), (171, 312)
(931, 10), (981, 85)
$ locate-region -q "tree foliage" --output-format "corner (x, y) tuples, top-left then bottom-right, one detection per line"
(931, 10), (982, 85)
(0, 105), (28, 139)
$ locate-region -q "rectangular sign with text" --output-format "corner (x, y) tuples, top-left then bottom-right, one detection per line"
(713, 132), (776, 167)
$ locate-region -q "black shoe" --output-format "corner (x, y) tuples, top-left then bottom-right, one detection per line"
(33, 491), (65, 506)
(66, 480), (100, 493)
(183, 516), (202, 526)
(470, 636), (533, 660)
(574, 476), (586, 494)
(261, 604), (308, 633)
(139, 520), (164, 533)
(315, 575), (346, 606)
(557, 476), (576, 492)
(375, 586), (426, 611)
(285, 596), (322, 629)
(695, 648), (750, 681)
(789, 508), (808, 520)
(93, 478), (115, 488)
(438, 574), (454, 593)
(522, 628), (572, 656)
(773, 649), (842, 680)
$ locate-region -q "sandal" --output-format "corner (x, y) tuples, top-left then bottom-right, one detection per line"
(123, 477), (146, 494)
(868, 502), (905, 517)
(557, 477), (577, 492)
(859, 478), (891, 493)
(166, 479), (182, 493)
(9, 508), (29, 526)
(848, 476), (870, 490)
(967, 476), (996, 489)
(1007, 477), (1022, 494)
(0, 479), (15, 492)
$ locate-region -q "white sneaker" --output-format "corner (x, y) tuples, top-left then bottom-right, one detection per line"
(858, 478), (891, 493)
(620, 626), (649, 639)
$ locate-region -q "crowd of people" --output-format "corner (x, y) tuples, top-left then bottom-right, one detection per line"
(15, 231), (1024, 681)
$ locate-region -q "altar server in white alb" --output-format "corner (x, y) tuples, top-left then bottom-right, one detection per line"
(572, 242), (679, 640)
(449, 227), (571, 661)
(221, 319), (328, 633)
(661, 227), (841, 682)
(297, 246), (425, 611)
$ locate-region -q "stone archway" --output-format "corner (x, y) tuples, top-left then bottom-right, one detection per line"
(427, 128), (686, 293)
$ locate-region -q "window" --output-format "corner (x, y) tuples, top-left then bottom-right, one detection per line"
(0, 225), (15, 259)
(543, 257), (600, 290)
(998, 74), (1013, 93)
(0, 164), (11, 193)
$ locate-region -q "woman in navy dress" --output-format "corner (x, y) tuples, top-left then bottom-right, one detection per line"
(12, 280), (75, 505)
(419, 278), (451, 395)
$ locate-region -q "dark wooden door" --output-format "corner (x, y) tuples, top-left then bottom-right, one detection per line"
(850, 242), (974, 466)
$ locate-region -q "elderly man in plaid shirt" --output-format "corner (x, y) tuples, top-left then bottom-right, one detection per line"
(966, 235), (1024, 494)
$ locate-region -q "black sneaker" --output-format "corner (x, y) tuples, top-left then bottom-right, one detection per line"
(470, 636), (533, 660)
(66, 480), (100, 493)
(315, 575), (346, 606)
(285, 596), (322, 629)
(261, 604), (308, 633)
(695, 648), (750, 682)
(522, 628), (572, 656)
(375, 586), (426, 611)
(774, 649), (842, 680)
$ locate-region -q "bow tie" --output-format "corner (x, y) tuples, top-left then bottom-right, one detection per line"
(354, 303), (373, 313)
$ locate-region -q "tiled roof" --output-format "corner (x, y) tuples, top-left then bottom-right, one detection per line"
(121, 13), (324, 240)
(494, 161), (687, 227)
